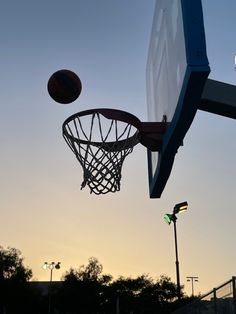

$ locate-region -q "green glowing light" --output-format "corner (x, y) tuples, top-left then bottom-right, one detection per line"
(164, 214), (172, 225)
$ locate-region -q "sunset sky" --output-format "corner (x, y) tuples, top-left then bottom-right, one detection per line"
(1, 0), (236, 297)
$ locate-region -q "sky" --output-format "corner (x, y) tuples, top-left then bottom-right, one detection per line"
(0, 0), (236, 297)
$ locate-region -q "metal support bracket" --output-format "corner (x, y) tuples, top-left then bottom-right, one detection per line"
(199, 79), (236, 119)
(139, 122), (167, 151)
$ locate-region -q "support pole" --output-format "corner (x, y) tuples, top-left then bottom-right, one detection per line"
(48, 268), (53, 314)
(232, 276), (236, 314)
(173, 216), (181, 301)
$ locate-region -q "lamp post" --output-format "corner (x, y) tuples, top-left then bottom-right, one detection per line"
(186, 276), (199, 296)
(164, 201), (188, 301)
(42, 261), (61, 314)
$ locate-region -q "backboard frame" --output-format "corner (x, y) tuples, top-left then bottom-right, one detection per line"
(146, 0), (210, 198)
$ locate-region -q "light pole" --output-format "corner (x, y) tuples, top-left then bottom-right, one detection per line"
(42, 261), (61, 314)
(186, 276), (199, 296)
(164, 201), (188, 301)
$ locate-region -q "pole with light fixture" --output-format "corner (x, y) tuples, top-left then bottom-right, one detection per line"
(42, 262), (61, 314)
(164, 201), (188, 301)
(186, 276), (199, 296)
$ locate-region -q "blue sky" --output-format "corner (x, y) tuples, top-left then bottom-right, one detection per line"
(0, 0), (236, 297)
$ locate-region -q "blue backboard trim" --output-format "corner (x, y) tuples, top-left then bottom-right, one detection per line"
(148, 0), (210, 198)
(148, 67), (209, 198)
(181, 0), (209, 66)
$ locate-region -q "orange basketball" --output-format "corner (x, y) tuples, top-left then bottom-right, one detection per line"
(47, 69), (82, 104)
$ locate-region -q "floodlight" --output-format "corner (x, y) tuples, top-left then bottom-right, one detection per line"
(42, 261), (61, 274)
(173, 201), (188, 214)
(55, 262), (61, 269)
(164, 214), (172, 224)
(49, 262), (55, 269)
(42, 262), (48, 270)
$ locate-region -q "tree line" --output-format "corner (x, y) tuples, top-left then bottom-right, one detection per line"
(0, 246), (195, 314)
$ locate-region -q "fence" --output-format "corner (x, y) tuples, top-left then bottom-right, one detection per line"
(172, 276), (236, 314)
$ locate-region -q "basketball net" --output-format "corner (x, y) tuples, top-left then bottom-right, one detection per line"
(63, 110), (140, 194)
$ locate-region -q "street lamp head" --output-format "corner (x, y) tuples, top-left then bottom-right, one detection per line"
(55, 262), (61, 269)
(49, 262), (55, 269)
(164, 202), (188, 225)
(164, 213), (173, 225)
(173, 201), (188, 214)
(42, 261), (61, 270)
(164, 213), (178, 225)
(42, 262), (49, 270)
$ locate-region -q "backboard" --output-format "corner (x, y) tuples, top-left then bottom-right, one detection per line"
(146, 0), (210, 198)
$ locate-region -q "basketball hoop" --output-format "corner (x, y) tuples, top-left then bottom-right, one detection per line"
(62, 108), (166, 195)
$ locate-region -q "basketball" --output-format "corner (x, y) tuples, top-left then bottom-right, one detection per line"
(47, 69), (82, 104)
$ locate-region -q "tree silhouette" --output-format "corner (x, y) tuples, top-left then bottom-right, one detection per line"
(0, 248), (189, 314)
(55, 257), (181, 314)
(56, 257), (113, 313)
(0, 246), (36, 314)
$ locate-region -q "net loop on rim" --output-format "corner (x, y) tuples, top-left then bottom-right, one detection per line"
(62, 108), (141, 195)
